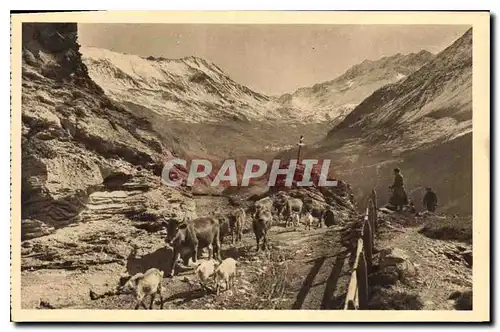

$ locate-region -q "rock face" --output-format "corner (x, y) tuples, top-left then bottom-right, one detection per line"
(21, 219), (55, 241)
(21, 23), (191, 238)
(22, 23), (103, 91)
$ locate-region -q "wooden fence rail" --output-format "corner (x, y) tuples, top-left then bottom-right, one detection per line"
(344, 189), (378, 310)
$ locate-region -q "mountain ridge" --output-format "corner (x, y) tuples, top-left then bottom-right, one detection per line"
(329, 28), (472, 152)
(81, 46), (282, 124)
(81, 45), (437, 125)
(287, 49), (435, 97)
(311, 28), (473, 215)
(277, 49), (435, 124)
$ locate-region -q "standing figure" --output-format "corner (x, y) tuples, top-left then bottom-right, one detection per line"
(297, 135), (305, 164)
(423, 187), (438, 212)
(389, 168), (407, 211)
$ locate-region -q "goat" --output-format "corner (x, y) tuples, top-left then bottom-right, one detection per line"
(214, 258), (237, 295)
(304, 211), (314, 230)
(195, 258), (219, 293)
(120, 268), (164, 309)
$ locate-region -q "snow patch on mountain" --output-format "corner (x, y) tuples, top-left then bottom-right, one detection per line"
(279, 50), (435, 124)
(81, 46), (436, 126)
(81, 46), (286, 123)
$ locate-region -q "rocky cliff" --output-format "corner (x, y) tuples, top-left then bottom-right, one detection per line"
(21, 23), (195, 240)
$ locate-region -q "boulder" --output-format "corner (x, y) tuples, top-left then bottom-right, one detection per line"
(379, 248), (409, 266)
(370, 265), (400, 287)
(376, 248), (417, 284)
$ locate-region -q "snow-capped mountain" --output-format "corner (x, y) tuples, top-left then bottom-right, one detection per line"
(81, 46), (436, 126)
(278, 50), (435, 124)
(80, 47), (338, 159)
(81, 46), (291, 123)
(331, 28), (472, 152)
(309, 28), (473, 215)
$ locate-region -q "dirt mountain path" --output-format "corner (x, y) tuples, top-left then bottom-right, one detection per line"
(372, 212), (472, 310)
(22, 195), (356, 310)
(81, 223), (353, 310)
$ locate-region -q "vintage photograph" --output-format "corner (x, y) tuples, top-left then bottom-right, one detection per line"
(10, 11), (490, 322)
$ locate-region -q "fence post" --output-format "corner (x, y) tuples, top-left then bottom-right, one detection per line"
(357, 251), (369, 309)
(371, 188), (377, 211)
(343, 192), (379, 311)
(372, 199), (378, 233)
(367, 201), (375, 243)
(362, 220), (373, 273)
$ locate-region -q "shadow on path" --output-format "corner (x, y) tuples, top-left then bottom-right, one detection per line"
(320, 253), (347, 309)
(291, 256), (326, 309)
(162, 288), (208, 305)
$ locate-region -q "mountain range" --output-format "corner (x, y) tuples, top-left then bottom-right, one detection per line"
(81, 46), (435, 126)
(330, 28), (472, 150)
(79, 28), (472, 215)
(20, 22), (473, 240)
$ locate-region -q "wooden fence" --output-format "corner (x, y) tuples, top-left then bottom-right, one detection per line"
(344, 189), (378, 310)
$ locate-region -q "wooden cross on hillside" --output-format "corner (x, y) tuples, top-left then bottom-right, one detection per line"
(297, 135), (305, 164)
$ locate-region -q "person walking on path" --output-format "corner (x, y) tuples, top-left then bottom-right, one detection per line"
(423, 187), (438, 212)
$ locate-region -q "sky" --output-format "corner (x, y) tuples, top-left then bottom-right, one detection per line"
(78, 24), (470, 96)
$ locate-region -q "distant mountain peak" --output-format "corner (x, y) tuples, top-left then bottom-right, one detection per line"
(417, 49), (433, 57)
(329, 27), (472, 149)
(278, 50), (434, 124)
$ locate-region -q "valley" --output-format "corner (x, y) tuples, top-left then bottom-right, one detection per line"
(19, 22), (473, 313)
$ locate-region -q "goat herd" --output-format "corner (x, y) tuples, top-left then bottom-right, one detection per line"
(117, 192), (333, 310)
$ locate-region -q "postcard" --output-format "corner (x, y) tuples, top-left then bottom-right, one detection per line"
(10, 10), (490, 322)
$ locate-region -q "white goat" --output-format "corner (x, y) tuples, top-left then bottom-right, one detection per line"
(214, 257), (237, 295)
(195, 258), (219, 292)
(304, 211), (314, 230)
(121, 268), (164, 310)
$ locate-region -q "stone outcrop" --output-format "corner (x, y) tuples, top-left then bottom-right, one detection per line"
(21, 23), (189, 238)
